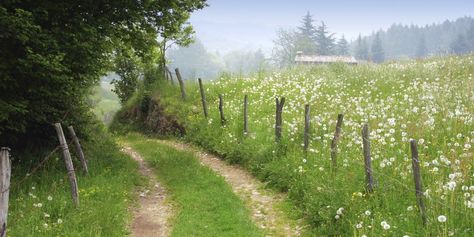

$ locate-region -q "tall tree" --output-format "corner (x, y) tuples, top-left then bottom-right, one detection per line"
(466, 22), (474, 52)
(416, 34), (428, 58)
(371, 32), (385, 63)
(450, 34), (469, 55)
(355, 34), (369, 60)
(314, 21), (336, 55)
(296, 12), (317, 54)
(336, 35), (349, 55)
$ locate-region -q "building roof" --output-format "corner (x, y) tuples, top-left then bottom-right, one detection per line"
(295, 52), (358, 64)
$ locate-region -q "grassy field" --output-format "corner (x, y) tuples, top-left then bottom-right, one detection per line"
(149, 55), (474, 236)
(7, 127), (140, 236)
(122, 133), (261, 237)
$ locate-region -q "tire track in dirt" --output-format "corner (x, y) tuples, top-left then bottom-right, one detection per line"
(122, 146), (172, 237)
(157, 140), (303, 237)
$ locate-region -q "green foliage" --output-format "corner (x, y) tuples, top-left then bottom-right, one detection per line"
(336, 35), (349, 55)
(0, 0), (207, 152)
(147, 55), (474, 236)
(122, 134), (262, 237)
(8, 127), (140, 236)
(112, 47), (141, 104)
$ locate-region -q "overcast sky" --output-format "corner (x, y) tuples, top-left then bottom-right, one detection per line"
(189, 0), (474, 54)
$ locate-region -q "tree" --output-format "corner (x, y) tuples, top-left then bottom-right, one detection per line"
(355, 34), (369, 60)
(296, 12), (317, 54)
(0, 1), (207, 149)
(314, 21), (336, 55)
(272, 28), (299, 67)
(466, 22), (474, 52)
(416, 34), (428, 58)
(112, 47), (141, 104)
(336, 35), (349, 55)
(371, 32), (385, 63)
(450, 34), (469, 55)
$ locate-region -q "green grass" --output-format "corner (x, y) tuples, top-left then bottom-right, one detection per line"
(91, 82), (121, 125)
(122, 133), (262, 237)
(8, 127), (141, 236)
(139, 55), (474, 236)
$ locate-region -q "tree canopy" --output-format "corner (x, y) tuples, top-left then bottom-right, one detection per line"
(0, 0), (207, 149)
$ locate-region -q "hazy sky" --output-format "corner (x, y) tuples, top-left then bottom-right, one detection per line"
(189, 0), (474, 54)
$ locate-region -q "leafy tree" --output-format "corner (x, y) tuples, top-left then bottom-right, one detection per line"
(450, 34), (469, 55)
(112, 47), (141, 104)
(272, 28), (299, 67)
(0, 1), (206, 149)
(355, 34), (369, 60)
(416, 34), (428, 58)
(371, 32), (385, 63)
(336, 35), (349, 55)
(314, 21), (336, 55)
(466, 22), (474, 52)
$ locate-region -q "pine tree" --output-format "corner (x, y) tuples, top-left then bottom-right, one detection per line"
(466, 22), (474, 52)
(371, 32), (385, 63)
(336, 35), (349, 55)
(355, 34), (369, 60)
(296, 12), (317, 54)
(315, 21), (336, 55)
(450, 34), (469, 55)
(416, 34), (428, 58)
(297, 12), (317, 41)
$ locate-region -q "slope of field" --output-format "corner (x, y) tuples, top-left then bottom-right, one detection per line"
(149, 55), (474, 236)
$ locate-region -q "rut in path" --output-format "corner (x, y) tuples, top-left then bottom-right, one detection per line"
(157, 140), (303, 237)
(121, 146), (172, 237)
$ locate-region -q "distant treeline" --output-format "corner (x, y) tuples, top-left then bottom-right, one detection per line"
(354, 16), (474, 60)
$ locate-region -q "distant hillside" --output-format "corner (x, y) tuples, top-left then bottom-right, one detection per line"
(354, 16), (474, 60)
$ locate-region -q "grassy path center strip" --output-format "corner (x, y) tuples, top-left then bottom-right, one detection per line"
(122, 134), (262, 237)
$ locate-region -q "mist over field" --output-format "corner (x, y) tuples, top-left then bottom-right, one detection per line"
(167, 0), (474, 80)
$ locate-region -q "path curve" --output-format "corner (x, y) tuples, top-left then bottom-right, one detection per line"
(158, 140), (303, 237)
(121, 146), (172, 237)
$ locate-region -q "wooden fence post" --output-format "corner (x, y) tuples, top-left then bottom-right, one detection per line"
(165, 66), (174, 85)
(275, 97), (285, 142)
(362, 123), (374, 193)
(68, 126), (88, 175)
(198, 78), (208, 118)
(331, 114), (344, 170)
(244, 95), (248, 135)
(0, 147), (11, 237)
(303, 104), (310, 152)
(54, 123), (79, 207)
(410, 139), (427, 225)
(218, 94), (226, 126)
(174, 68), (187, 100)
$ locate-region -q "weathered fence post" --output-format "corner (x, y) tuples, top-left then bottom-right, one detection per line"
(54, 123), (79, 207)
(174, 68), (187, 100)
(198, 78), (208, 118)
(68, 126), (88, 175)
(275, 97), (285, 142)
(0, 147), (11, 237)
(331, 114), (344, 170)
(218, 94), (226, 126)
(303, 104), (310, 152)
(410, 139), (427, 225)
(362, 123), (374, 193)
(244, 95), (248, 135)
(165, 66), (174, 85)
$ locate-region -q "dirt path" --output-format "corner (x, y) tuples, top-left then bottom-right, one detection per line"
(121, 146), (172, 237)
(158, 140), (303, 237)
